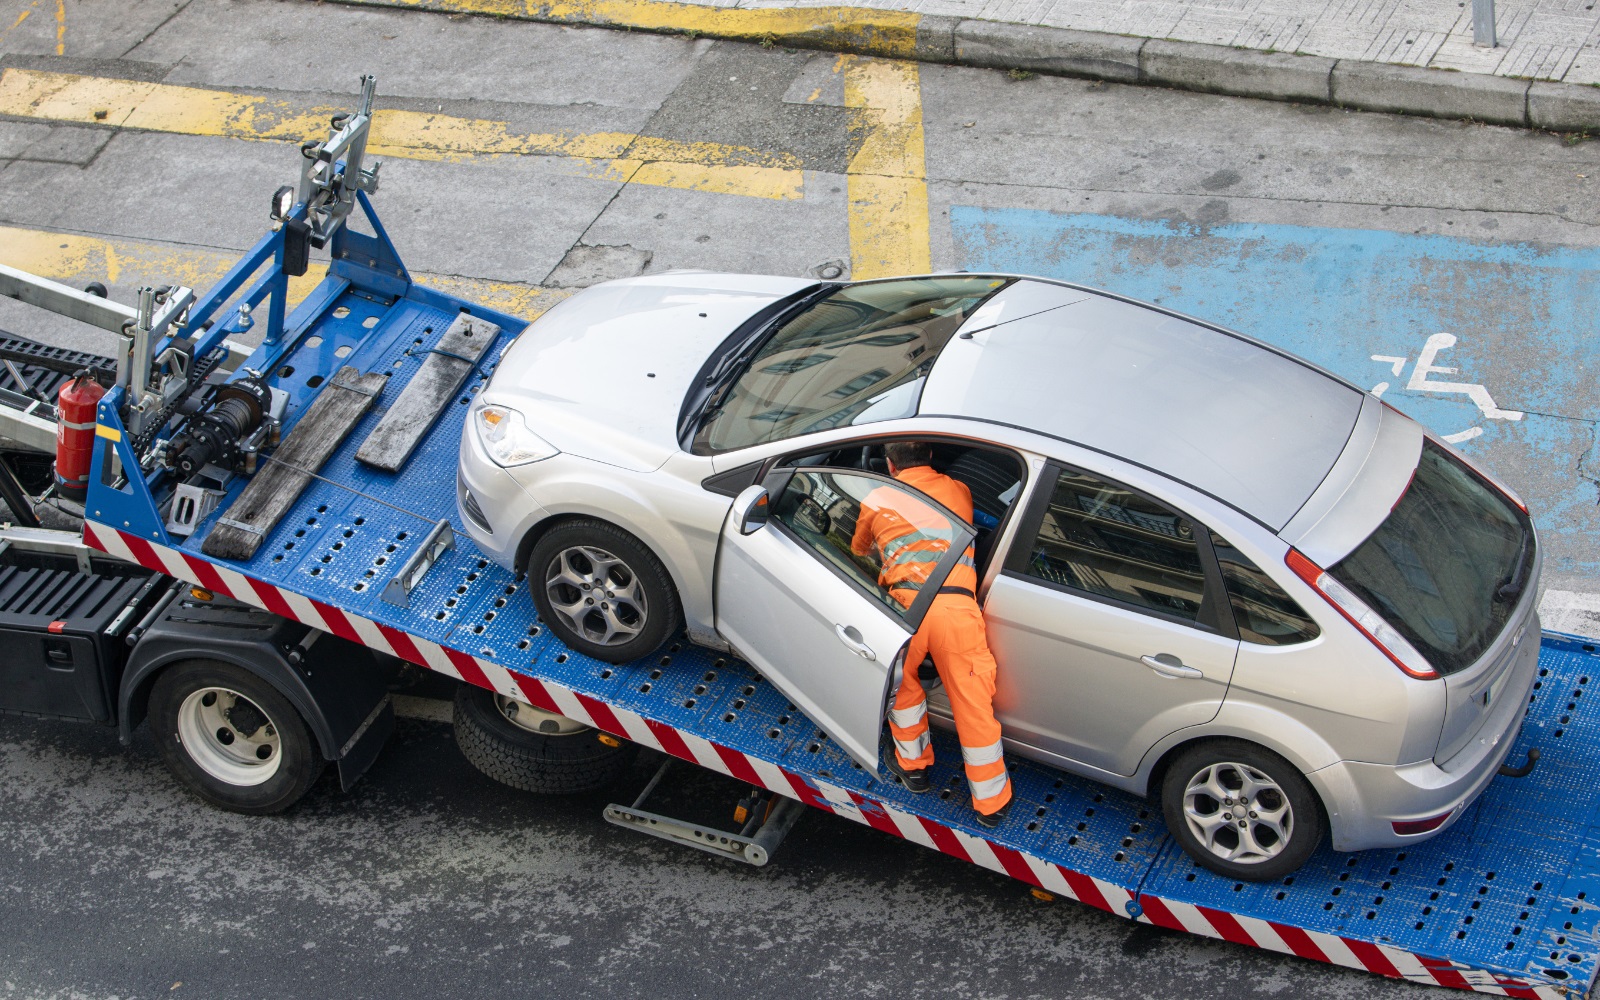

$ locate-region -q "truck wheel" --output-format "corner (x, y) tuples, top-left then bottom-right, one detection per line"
(453, 684), (635, 794)
(1160, 740), (1323, 882)
(148, 660), (324, 814)
(526, 519), (679, 665)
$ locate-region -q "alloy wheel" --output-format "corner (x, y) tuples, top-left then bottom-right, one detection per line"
(544, 544), (648, 647)
(1181, 760), (1294, 865)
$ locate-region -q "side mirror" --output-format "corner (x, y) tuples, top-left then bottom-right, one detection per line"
(732, 485), (771, 535)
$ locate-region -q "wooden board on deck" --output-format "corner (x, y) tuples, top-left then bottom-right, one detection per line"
(201, 365), (389, 562)
(355, 311), (499, 473)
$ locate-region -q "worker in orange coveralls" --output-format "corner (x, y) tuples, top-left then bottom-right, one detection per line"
(851, 441), (1012, 828)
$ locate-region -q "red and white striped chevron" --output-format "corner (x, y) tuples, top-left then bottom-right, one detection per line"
(81, 522), (1558, 998)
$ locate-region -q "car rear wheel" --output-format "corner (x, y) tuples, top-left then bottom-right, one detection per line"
(1161, 740), (1323, 881)
(526, 519), (679, 665)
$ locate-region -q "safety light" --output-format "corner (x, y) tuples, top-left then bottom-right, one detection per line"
(474, 404), (558, 467)
(269, 184), (295, 221)
(1285, 548), (1438, 680)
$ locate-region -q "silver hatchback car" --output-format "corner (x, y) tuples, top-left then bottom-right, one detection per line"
(457, 273), (1541, 880)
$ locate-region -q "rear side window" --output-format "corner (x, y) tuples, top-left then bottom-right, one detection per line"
(1017, 469), (1207, 623)
(1329, 441), (1533, 676)
(1209, 533), (1319, 645)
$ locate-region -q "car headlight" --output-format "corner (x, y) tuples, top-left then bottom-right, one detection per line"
(474, 405), (559, 467)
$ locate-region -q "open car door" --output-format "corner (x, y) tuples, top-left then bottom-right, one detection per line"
(714, 468), (976, 771)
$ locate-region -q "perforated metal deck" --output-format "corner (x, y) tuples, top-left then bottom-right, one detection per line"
(84, 279), (1600, 998)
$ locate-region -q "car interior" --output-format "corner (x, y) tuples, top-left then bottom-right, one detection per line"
(781, 439), (1028, 578)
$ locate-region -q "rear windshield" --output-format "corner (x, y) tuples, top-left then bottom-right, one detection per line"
(1329, 441), (1534, 676)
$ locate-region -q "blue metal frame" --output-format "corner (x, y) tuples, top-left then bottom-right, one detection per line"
(84, 180), (434, 547)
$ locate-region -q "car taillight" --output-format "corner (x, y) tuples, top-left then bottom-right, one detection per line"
(1285, 548), (1438, 680)
(1391, 811), (1453, 836)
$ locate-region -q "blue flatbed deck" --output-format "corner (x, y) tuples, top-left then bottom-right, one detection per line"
(80, 240), (1600, 1000)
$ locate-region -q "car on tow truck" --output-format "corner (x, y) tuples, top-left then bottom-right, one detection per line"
(457, 273), (1542, 880)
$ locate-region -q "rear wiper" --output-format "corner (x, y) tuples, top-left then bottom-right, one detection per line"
(1496, 531), (1533, 601)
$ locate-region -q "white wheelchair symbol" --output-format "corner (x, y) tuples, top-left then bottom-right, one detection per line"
(1370, 333), (1522, 444)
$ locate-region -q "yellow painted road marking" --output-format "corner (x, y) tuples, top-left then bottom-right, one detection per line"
(353, 0), (921, 58)
(842, 57), (930, 278)
(52, 0), (62, 55)
(0, 224), (565, 322)
(0, 69), (804, 201)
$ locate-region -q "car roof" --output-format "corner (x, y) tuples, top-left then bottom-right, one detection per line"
(917, 278), (1365, 530)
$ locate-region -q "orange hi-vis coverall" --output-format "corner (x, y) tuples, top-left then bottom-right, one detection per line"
(851, 465), (1013, 816)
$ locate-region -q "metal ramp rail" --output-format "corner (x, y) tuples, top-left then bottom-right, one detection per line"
(75, 276), (1600, 997)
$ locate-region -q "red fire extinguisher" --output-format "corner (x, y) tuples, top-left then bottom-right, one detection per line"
(55, 371), (105, 501)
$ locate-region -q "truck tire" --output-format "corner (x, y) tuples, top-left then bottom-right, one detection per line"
(453, 683), (635, 794)
(526, 519), (679, 665)
(1160, 739), (1324, 882)
(148, 659), (325, 814)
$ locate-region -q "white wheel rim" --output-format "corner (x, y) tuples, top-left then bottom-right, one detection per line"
(1181, 761), (1294, 866)
(176, 686), (283, 787)
(494, 694), (588, 735)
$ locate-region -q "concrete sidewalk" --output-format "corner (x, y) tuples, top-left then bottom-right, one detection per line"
(328, 0), (1600, 129)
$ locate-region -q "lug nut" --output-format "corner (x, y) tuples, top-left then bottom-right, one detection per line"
(1222, 812), (1232, 820)
(1224, 797), (1233, 805)
(1238, 820), (1247, 828)
(1249, 811), (1258, 818)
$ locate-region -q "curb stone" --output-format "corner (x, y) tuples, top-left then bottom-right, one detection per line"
(1141, 39), (1333, 103)
(317, 0), (1600, 130)
(1331, 60), (1530, 128)
(1528, 80), (1600, 132)
(952, 20), (1142, 82)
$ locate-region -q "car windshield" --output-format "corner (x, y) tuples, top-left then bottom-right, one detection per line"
(692, 276), (1008, 453)
(1329, 440), (1534, 676)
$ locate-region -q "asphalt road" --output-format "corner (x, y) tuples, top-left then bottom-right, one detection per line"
(3, 1), (1599, 997)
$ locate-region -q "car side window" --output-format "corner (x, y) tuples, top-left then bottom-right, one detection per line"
(772, 469), (966, 621)
(1015, 468), (1209, 623)
(1209, 532), (1321, 645)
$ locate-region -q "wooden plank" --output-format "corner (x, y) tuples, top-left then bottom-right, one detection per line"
(355, 312), (499, 473)
(201, 366), (389, 562)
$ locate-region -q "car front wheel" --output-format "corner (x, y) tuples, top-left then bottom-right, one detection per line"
(1160, 740), (1323, 881)
(526, 519), (679, 665)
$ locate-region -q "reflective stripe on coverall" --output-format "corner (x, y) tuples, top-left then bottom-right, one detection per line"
(852, 465), (1012, 816)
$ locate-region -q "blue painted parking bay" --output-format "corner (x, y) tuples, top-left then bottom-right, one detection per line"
(951, 209), (1600, 584)
(80, 274), (1600, 997)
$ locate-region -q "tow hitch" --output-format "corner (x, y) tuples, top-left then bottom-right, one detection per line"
(1498, 746), (1540, 778)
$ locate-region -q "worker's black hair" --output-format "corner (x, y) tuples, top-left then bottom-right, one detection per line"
(885, 441), (934, 470)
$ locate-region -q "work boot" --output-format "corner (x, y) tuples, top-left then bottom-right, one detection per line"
(885, 754), (931, 793)
(975, 801), (1010, 830)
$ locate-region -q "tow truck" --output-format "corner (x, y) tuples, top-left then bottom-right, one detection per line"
(1, 79), (1596, 997)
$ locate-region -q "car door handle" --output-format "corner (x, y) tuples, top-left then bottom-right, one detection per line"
(1141, 654), (1202, 680)
(835, 624), (876, 661)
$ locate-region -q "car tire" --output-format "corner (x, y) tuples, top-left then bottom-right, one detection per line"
(526, 519), (680, 665)
(1160, 740), (1323, 882)
(148, 659), (325, 814)
(453, 683), (636, 794)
